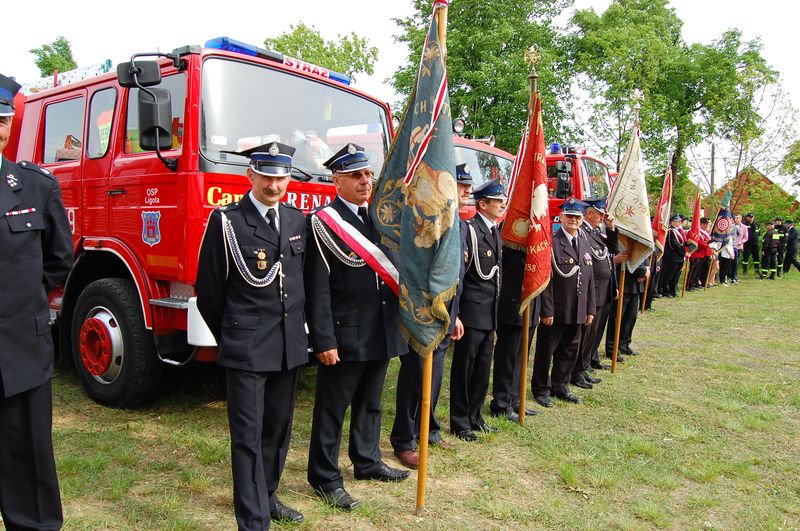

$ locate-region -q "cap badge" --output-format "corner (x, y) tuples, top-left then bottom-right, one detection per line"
(347, 144), (357, 155)
(268, 143), (280, 157)
(463, 164), (470, 174)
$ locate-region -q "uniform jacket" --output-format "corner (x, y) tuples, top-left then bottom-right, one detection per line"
(663, 226), (687, 263)
(540, 227), (596, 325)
(304, 196), (406, 362)
(786, 225), (798, 252)
(196, 195), (308, 372)
(743, 220), (759, 248)
(448, 218), (469, 333)
(775, 224), (787, 252)
(458, 214), (501, 331)
(0, 157), (73, 397)
(762, 229), (780, 252)
(581, 221), (618, 307)
(618, 263), (648, 295)
(690, 229), (712, 259)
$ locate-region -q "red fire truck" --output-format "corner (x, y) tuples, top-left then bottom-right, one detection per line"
(5, 37), (393, 407)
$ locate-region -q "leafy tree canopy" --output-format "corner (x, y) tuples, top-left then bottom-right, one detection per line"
(392, 0), (573, 152)
(264, 23), (378, 82)
(30, 36), (77, 77)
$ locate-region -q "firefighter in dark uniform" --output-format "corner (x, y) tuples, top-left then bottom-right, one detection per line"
(741, 213), (760, 275)
(783, 219), (800, 274)
(305, 144), (408, 511)
(761, 220), (779, 279)
(571, 198), (618, 387)
(390, 163), (471, 469)
(605, 260), (648, 359)
(532, 198), (596, 407)
(659, 214), (686, 297)
(450, 178), (505, 440)
(774, 217), (787, 277)
(196, 142), (307, 528)
(489, 244), (541, 421)
(0, 73), (73, 530)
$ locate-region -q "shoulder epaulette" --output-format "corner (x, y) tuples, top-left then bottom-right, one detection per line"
(217, 202), (241, 213)
(18, 160), (55, 179)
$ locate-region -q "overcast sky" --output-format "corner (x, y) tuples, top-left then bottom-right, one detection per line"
(2, 0), (797, 191)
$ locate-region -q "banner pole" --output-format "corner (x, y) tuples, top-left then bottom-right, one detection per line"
(640, 253), (654, 312)
(681, 259), (690, 297)
(611, 268), (626, 374)
(415, 352), (433, 516)
(518, 306), (531, 425)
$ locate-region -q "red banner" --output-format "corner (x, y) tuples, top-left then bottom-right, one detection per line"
(686, 191), (702, 252)
(651, 166), (673, 252)
(500, 92), (551, 314)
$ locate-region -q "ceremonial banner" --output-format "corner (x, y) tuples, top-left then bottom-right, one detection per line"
(500, 91), (551, 313)
(651, 166), (673, 252)
(686, 191), (702, 253)
(607, 130), (655, 271)
(370, 0), (460, 355)
(711, 190), (733, 247)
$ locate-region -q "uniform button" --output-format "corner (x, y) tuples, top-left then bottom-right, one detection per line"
(280, 253), (284, 258)
(26, 222), (32, 228)
(382, 301), (387, 305)
(233, 321), (238, 327)
(284, 312), (288, 318)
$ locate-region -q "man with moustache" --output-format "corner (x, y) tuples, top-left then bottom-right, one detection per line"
(305, 144), (408, 510)
(532, 198), (595, 407)
(196, 142), (307, 528)
(450, 178), (505, 440)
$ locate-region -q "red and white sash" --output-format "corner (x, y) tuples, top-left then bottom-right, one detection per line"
(314, 206), (400, 295)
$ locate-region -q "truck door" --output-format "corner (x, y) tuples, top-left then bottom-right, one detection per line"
(40, 95), (86, 242)
(80, 87), (118, 237)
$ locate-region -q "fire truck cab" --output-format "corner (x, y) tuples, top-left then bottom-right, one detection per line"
(546, 142), (612, 231)
(6, 37), (393, 406)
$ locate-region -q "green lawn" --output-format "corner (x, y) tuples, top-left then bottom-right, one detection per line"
(48, 272), (800, 530)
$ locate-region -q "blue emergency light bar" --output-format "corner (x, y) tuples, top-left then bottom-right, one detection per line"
(205, 36), (351, 86)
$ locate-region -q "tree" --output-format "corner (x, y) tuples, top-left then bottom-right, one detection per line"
(264, 23), (378, 82)
(392, 0), (573, 152)
(782, 139), (800, 186)
(30, 36), (77, 77)
(570, 0), (775, 211)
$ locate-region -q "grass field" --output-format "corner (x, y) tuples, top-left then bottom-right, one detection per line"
(36, 273), (800, 529)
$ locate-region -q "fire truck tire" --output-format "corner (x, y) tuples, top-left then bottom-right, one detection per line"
(71, 278), (162, 407)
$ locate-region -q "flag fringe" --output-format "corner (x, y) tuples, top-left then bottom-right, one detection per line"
(518, 277), (549, 316)
(401, 281), (458, 356)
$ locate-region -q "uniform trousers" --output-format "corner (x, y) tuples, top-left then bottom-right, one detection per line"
(688, 258), (709, 288)
(307, 359), (389, 491)
(659, 261), (683, 296)
(783, 248), (800, 274)
(0, 380), (63, 531)
(741, 245), (759, 273)
(605, 292), (640, 356)
(390, 340), (448, 452)
(532, 323), (581, 397)
(226, 367), (299, 531)
(450, 327), (493, 432)
(761, 250), (778, 278)
(490, 323), (533, 414)
(572, 300), (610, 380)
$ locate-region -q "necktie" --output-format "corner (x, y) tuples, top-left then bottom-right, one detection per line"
(491, 225), (500, 252)
(266, 208), (279, 239)
(357, 206), (375, 235)
(572, 236), (578, 254)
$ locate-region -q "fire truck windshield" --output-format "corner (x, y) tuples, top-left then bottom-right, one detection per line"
(200, 58), (391, 180)
(454, 146), (514, 204)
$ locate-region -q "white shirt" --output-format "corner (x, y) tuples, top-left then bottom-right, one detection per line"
(248, 191), (280, 232)
(561, 226), (577, 246)
(338, 196), (368, 222)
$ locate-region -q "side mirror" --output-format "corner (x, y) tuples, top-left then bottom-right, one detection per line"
(138, 88), (173, 151)
(117, 61), (162, 88)
(555, 160), (572, 174)
(555, 171), (572, 199)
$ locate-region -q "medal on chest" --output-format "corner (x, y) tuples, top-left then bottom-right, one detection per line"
(256, 249), (268, 270)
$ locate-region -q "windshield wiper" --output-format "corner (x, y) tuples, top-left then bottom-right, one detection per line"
(291, 167), (314, 182)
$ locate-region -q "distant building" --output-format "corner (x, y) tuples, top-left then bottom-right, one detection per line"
(713, 167), (799, 215)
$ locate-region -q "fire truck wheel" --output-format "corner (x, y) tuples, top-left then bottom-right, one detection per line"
(72, 278), (162, 407)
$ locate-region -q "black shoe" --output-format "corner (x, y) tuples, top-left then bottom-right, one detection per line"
(474, 420), (500, 433)
(271, 499), (304, 523)
(428, 431), (443, 445)
(606, 353), (625, 362)
(553, 392), (582, 404)
(585, 375), (602, 384)
(625, 349), (641, 356)
(316, 487), (359, 511)
(453, 429), (479, 442)
(490, 409), (519, 422)
(512, 404), (540, 416)
(354, 462), (410, 482)
(591, 361), (609, 370)
(571, 379), (593, 389)
(534, 395), (553, 408)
